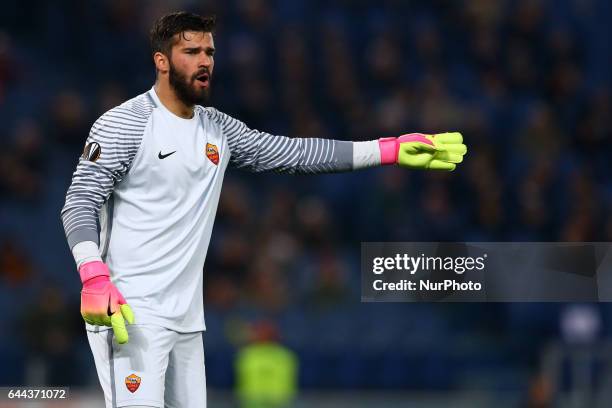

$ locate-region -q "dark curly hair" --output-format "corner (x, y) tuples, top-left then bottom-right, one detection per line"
(150, 11), (216, 57)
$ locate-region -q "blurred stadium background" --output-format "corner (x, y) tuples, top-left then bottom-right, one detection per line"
(0, 0), (610, 407)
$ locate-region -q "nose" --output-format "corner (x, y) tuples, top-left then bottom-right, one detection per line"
(199, 53), (212, 69)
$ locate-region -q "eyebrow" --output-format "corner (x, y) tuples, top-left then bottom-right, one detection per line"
(182, 46), (215, 53)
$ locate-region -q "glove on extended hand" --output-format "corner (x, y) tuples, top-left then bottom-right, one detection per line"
(379, 132), (467, 171)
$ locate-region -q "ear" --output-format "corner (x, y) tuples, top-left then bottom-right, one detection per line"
(153, 51), (169, 74)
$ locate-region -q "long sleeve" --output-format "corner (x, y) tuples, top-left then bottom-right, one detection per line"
(205, 108), (354, 174)
(60, 101), (151, 251)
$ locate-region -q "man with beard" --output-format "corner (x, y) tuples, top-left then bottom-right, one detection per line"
(60, 11), (467, 408)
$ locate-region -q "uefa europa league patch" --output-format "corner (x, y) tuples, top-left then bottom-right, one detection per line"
(206, 143), (219, 165)
(125, 373), (141, 393)
(82, 142), (101, 162)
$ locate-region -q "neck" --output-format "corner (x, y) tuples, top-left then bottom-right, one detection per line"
(154, 80), (194, 119)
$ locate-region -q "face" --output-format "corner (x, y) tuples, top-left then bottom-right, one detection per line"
(165, 31), (215, 105)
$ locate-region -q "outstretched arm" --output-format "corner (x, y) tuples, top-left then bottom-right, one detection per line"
(207, 108), (466, 173)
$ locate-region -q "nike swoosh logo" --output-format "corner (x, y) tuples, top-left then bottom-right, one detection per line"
(158, 150), (177, 159)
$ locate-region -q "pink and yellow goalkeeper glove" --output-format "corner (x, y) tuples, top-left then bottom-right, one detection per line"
(379, 132), (467, 171)
(80, 261), (134, 344)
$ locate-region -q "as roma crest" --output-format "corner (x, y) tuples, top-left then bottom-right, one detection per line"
(206, 143), (219, 165)
(125, 373), (141, 393)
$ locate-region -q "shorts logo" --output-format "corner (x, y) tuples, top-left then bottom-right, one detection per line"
(82, 142), (101, 162)
(125, 374), (141, 393)
(206, 143), (219, 165)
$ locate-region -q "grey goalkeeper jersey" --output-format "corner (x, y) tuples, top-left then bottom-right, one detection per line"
(60, 87), (353, 332)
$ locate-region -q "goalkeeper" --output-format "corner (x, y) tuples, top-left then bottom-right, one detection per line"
(60, 11), (466, 408)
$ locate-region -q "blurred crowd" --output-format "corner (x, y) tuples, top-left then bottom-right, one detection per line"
(0, 0), (611, 399)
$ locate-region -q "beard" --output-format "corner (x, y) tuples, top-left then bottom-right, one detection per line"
(168, 60), (211, 106)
